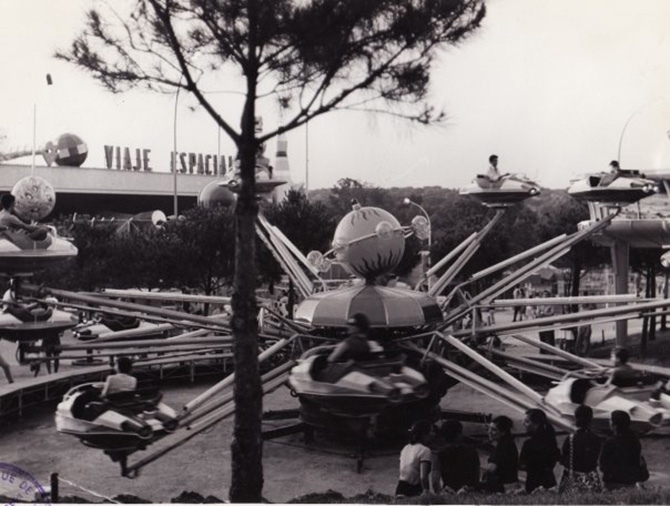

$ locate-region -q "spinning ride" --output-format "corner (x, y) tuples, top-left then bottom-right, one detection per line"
(568, 170), (658, 205)
(459, 173), (541, 207)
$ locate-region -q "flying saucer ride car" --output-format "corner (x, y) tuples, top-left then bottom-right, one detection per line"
(56, 382), (179, 463)
(288, 347), (429, 417)
(543, 370), (670, 434)
(0, 226), (77, 275)
(73, 314), (162, 341)
(568, 170), (659, 205)
(459, 173), (541, 207)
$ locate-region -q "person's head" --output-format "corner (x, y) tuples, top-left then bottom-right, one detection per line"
(117, 356), (133, 374)
(347, 312), (370, 337)
(610, 410), (631, 434)
(612, 346), (630, 365)
(609, 160), (620, 172)
(489, 154), (499, 166)
(440, 419), (463, 444)
(523, 409), (548, 435)
(0, 193), (15, 211)
(489, 415), (513, 442)
(408, 420), (433, 445)
(575, 405), (594, 429)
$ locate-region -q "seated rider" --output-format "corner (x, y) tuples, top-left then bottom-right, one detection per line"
(598, 160), (623, 187)
(2, 278), (45, 317)
(485, 154), (510, 183)
(606, 347), (638, 387)
(328, 313), (383, 363)
(0, 194), (45, 240)
(101, 357), (138, 400)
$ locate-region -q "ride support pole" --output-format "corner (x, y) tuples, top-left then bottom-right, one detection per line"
(50, 473), (59, 503)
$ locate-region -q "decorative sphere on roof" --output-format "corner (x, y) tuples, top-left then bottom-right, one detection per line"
(198, 181), (237, 208)
(332, 206), (405, 281)
(54, 133), (88, 167)
(11, 176), (56, 221)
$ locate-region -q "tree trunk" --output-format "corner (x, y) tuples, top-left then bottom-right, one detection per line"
(229, 88), (263, 500)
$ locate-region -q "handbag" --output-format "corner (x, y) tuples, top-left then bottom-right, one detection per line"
(638, 455), (650, 483)
(558, 434), (603, 494)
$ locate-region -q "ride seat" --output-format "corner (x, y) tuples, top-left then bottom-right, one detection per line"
(6, 305), (53, 323)
(569, 378), (593, 404)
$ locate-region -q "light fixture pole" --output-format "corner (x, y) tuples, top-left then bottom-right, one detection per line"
(403, 198), (432, 250)
(173, 75), (183, 218)
(404, 198), (432, 289)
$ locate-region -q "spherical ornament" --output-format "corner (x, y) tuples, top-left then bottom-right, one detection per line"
(198, 181), (237, 208)
(54, 133), (88, 167)
(375, 221), (394, 240)
(11, 176), (56, 221)
(332, 206), (404, 281)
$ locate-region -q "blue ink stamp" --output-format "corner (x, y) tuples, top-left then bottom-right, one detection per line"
(0, 463), (50, 505)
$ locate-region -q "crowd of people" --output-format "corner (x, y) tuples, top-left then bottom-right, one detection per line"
(395, 406), (650, 499)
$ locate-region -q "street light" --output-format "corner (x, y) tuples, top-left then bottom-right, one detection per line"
(403, 197), (432, 289)
(403, 198), (432, 249)
(172, 75), (184, 218)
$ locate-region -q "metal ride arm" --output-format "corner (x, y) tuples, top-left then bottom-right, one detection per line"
(22, 284), (231, 331)
(256, 213), (325, 297)
(122, 334), (300, 477)
(123, 361), (294, 477)
(404, 341), (574, 431)
(257, 213), (326, 290)
(442, 211), (618, 328)
(427, 210), (504, 297)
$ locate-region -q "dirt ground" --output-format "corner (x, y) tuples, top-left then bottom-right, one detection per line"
(1, 311), (669, 502)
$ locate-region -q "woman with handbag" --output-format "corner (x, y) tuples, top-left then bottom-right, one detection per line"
(599, 410), (648, 491)
(558, 405), (602, 493)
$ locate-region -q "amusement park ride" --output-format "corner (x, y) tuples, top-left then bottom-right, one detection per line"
(4, 132), (670, 477)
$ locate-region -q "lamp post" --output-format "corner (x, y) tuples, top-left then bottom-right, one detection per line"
(403, 198), (432, 249)
(172, 76), (183, 218)
(403, 198), (432, 289)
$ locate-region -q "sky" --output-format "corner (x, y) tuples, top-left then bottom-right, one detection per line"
(1, 0), (670, 191)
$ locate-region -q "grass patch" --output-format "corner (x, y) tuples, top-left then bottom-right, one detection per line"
(290, 487), (670, 504)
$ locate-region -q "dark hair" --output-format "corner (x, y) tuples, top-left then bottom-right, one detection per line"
(610, 410), (631, 432)
(117, 356), (133, 374)
(347, 312), (370, 332)
(489, 154), (498, 163)
(0, 194), (15, 210)
(492, 415), (513, 434)
(408, 420), (433, 444)
(575, 405), (593, 429)
(614, 346), (630, 364)
(609, 160), (620, 169)
(525, 408), (556, 438)
(440, 419), (463, 443)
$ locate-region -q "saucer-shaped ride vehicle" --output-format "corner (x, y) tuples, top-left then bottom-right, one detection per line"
(55, 382), (178, 454)
(568, 170), (658, 205)
(0, 227), (77, 275)
(543, 370), (669, 434)
(0, 300), (78, 343)
(73, 315), (161, 341)
(288, 347), (429, 417)
(459, 173), (541, 207)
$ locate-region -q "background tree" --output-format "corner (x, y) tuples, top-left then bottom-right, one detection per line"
(58, 0), (486, 500)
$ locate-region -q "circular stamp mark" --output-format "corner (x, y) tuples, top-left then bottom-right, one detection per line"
(0, 463), (50, 505)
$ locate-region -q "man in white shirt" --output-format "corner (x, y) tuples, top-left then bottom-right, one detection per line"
(101, 356), (137, 398)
